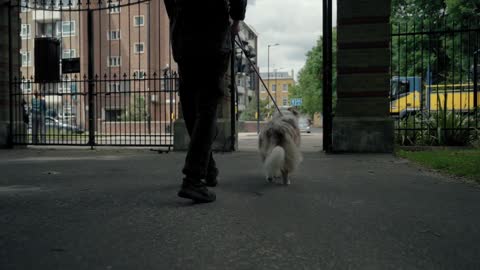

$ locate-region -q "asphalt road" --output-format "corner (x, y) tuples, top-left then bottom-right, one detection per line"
(0, 149), (479, 269)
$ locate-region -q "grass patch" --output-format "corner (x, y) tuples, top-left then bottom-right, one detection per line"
(397, 149), (480, 183)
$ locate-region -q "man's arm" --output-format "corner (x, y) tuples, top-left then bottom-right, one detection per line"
(229, 0), (247, 34)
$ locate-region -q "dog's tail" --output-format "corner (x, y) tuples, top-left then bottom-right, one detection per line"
(264, 146), (285, 177)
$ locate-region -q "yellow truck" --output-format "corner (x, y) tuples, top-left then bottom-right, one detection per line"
(390, 76), (479, 118)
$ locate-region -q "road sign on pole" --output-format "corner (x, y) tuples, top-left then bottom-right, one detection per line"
(290, 98), (302, 106)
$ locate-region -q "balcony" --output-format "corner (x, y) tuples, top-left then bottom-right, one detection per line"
(237, 86), (246, 94)
(32, 11), (61, 22)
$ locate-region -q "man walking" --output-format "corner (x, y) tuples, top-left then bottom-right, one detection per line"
(164, 0), (247, 203)
(31, 90), (47, 144)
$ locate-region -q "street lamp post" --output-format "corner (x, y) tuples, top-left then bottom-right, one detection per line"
(267, 43), (279, 104)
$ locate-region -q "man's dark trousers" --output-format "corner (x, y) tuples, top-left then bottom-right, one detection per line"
(179, 53), (230, 180)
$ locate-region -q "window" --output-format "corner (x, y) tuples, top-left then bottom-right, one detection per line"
(21, 79), (32, 93)
(62, 49), (76, 59)
(59, 0), (78, 8)
(133, 70), (146, 79)
(105, 109), (123, 121)
(272, 84), (276, 92)
(260, 84), (266, 92)
(37, 23), (54, 37)
(20, 24), (31, 39)
(39, 0), (78, 9)
(134, 43), (144, 54)
(56, 21), (76, 36)
(107, 30), (121, 40)
(21, 51), (31, 66)
(59, 80), (71, 93)
(134, 16), (144, 26)
(21, 0), (29, 12)
(108, 56), (121, 67)
(58, 79), (78, 94)
(108, 2), (121, 14)
(71, 82), (78, 93)
(108, 83), (121, 92)
(283, 84), (288, 92)
(282, 97), (288, 106)
(391, 80), (410, 97)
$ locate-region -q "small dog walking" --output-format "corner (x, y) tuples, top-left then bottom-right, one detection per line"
(258, 107), (303, 185)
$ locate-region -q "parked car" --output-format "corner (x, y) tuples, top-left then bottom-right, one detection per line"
(57, 110), (77, 121)
(45, 116), (84, 134)
(298, 117), (311, 133)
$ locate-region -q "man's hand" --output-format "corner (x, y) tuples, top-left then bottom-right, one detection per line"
(231, 20), (241, 34)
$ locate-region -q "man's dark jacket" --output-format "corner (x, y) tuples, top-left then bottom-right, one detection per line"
(164, 0), (247, 62)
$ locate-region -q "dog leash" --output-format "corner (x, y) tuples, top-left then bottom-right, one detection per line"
(234, 33), (283, 116)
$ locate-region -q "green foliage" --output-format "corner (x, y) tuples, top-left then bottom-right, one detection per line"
(239, 98), (256, 121)
(396, 109), (479, 146)
(240, 97), (273, 121)
(289, 29), (337, 119)
(397, 149), (480, 182)
(391, 0), (480, 83)
(121, 95), (147, 121)
(392, 0), (480, 147)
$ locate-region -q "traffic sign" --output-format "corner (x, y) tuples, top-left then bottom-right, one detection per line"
(291, 98), (302, 106)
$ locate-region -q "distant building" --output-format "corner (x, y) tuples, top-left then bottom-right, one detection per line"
(18, 0), (175, 133)
(259, 70), (295, 108)
(236, 21), (258, 113)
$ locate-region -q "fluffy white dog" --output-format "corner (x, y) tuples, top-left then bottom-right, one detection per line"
(258, 108), (303, 185)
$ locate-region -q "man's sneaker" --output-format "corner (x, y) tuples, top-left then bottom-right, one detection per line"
(204, 170), (219, 187)
(178, 178), (216, 203)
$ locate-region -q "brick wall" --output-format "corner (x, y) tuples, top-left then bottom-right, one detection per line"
(332, 0), (394, 152)
(0, 2), (20, 147)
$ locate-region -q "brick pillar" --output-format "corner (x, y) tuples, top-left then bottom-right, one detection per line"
(333, 0), (394, 152)
(0, 1), (20, 148)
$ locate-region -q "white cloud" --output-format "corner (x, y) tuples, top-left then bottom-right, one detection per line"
(244, 0), (337, 79)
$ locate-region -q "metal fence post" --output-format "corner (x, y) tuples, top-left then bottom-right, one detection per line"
(8, 2), (14, 147)
(230, 35), (236, 151)
(474, 51), (478, 113)
(322, 0), (333, 153)
(87, 10), (95, 149)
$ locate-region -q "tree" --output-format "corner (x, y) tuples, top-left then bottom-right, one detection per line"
(239, 97), (257, 121)
(240, 96), (273, 121)
(289, 29), (337, 119)
(121, 95), (147, 121)
(391, 0), (480, 83)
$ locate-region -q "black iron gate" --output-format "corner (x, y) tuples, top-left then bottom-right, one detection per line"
(9, 0), (178, 147)
(391, 9), (479, 146)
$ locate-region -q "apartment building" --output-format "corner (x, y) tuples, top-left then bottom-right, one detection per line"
(259, 71), (295, 108)
(18, 0), (175, 134)
(236, 21), (258, 113)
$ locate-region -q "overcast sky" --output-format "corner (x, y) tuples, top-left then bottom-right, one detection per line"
(244, 0), (337, 79)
